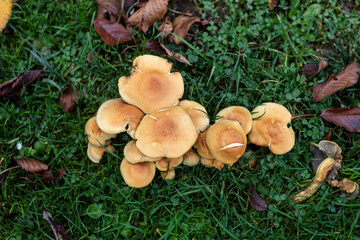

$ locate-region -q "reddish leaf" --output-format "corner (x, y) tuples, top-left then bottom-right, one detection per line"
(57, 168), (66, 179)
(320, 106), (360, 132)
(0, 68), (45, 99)
(96, 0), (123, 20)
(60, 86), (83, 113)
(249, 180), (267, 211)
(14, 158), (49, 173)
(43, 209), (71, 240)
(20, 176), (35, 183)
(269, 0), (278, 10)
(93, 18), (131, 45)
(313, 62), (360, 102)
(302, 59), (328, 78)
(158, 16), (173, 40)
(170, 16), (200, 44)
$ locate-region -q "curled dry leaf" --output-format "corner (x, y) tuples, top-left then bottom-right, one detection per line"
(313, 62), (360, 102)
(96, 0), (123, 19)
(158, 16), (173, 40)
(302, 59), (328, 78)
(60, 86), (83, 113)
(0, 68), (45, 99)
(170, 16), (200, 44)
(93, 18), (131, 46)
(269, 0), (279, 10)
(14, 158), (49, 173)
(320, 106), (360, 132)
(43, 209), (71, 240)
(249, 180), (267, 211)
(128, 0), (169, 32)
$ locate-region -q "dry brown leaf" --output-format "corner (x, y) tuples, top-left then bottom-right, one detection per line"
(313, 62), (360, 102)
(320, 106), (360, 132)
(158, 16), (173, 40)
(96, 0), (123, 20)
(14, 158), (49, 173)
(302, 59), (328, 78)
(128, 0), (169, 32)
(93, 18), (131, 46)
(60, 86), (83, 113)
(170, 16), (200, 44)
(269, 0), (278, 10)
(249, 180), (267, 211)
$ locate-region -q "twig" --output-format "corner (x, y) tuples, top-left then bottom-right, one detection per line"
(0, 166), (21, 175)
(0, 158), (4, 165)
(168, 9), (193, 16)
(292, 114), (318, 119)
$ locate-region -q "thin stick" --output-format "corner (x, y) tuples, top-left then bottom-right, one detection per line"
(0, 158), (4, 165)
(168, 9), (193, 16)
(0, 166), (21, 175)
(292, 114), (317, 119)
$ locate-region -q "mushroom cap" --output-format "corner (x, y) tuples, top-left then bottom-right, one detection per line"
(182, 149), (200, 166)
(193, 128), (215, 159)
(248, 102), (295, 155)
(96, 98), (144, 136)
(85, 116), (116, 147)
(206, 120), (247, 165)
(87, 143), (115, 163)
(161, 169), (176, 180)
(118, 55), (184, 114)
(120, 158), (156, 188)
(213, 159), (225, 170)
(0, 0), (11, 32)
(135, 106), (198, 158)
(216, 106), (253, 134)
(156, 156), (183, 171)
(124, 140), (162, 164)
(179, 100), (209, 132)
(200, 157), (214, 168)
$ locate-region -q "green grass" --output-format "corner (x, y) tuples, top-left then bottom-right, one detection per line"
(1, 0), (360, 239)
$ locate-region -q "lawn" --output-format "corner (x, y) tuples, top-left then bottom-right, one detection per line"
(1, 0), (360, 239)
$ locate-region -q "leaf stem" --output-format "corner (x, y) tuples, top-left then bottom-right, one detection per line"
(292, 114), (318, 119)
(0, 166), (21, 175)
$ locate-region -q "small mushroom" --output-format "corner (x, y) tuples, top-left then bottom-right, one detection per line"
(0, 0), (11, 32)
(156, 156), (183, 171)
(85, 116), (116, 147)
(193, 128), (215, 160)
(200, 157), (214, 168)
(182, 149), (200, 166)
(179, 100), (209, 132)
(118, 55), (184, 114)
(124, 140), (162, 164)
(96, 98), (144, 138)
(328, 178), (359, 200)
(249, 102), (295, 155)
(120, 158), (156, 188)
(216, 106), (253, 134)
(213, 160), (225, 170)
(161, 169), (176, 180)
(87, 143), (115, 163)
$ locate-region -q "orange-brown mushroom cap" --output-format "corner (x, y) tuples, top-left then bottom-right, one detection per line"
(96, 98), (144, 137)
(161, 169), (176, 180)
(248, 102), (295, 155)
(206, 120), (247, 165)
(179, 100), (209, 132)
(216, 106), (253, 134)
(87, 143), (115, 163)
(193, 128), (215, 159)
(85, 116), (116, 147)
(124, 140), (162, 164)
(0, 0), (11, 32)
(200, 157), (214, 168)
(156, 156), (183, 171)
(183, 149), (200, 166)
(120, 158), (156, 188)
(118, 55), (184, 114)
(135, 106), (198, 158)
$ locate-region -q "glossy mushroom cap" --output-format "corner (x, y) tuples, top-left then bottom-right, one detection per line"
(118, 55), (184, 114)
(182, 149), (200, 166)
(216, 106), (253, 134)
(85, 116), (116, 147)
(0, 0), (11, 32)
(96, 98), (144, 137)
(120, 158), (156, 188)
(206, 120), (247, 165)
(193, 128), (214, 159)
(248, 102), (295, 155)
(161, 169), (176, 180)
(124, 140), (162, 164)
(179, 100), (209, 132)
(87, 143), (115, 163)
(135, 106), (198, 158)
(156, 156), (183, 171)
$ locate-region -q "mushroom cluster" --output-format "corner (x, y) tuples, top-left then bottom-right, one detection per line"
(85, 55), (296, 188)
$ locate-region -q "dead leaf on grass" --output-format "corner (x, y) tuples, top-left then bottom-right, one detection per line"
(0, 68), (45, 99)
(269, 0), (278, 10)
(302, 59), (328, 78)
(170, 16), (200, 44)
(43, 209), (71, 240)
(249, 180), (267, 211)
(93, 18), (131, 45)
(14, 158), (49, 173)
(158, 16), (173, 40)
(320, 106), (360, 132)
(96, 0), (123, 20)
(60, 86), (83, 113)
(57, 168), (66, 180)
(313, 62), (360, 102)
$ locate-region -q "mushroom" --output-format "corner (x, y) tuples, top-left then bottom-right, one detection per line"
(155, 156), (183, 171)
(179, 100), (209, 132)
(0, 0), (11, 32)
(206, 120), (247, 165)
(96, 98), (144, 138)
(161, 169), (176, 180)
(248, 102), (295, 155)
(118, 55), (184, 114)
(213, 160), (225, 170)
(328, 178), (359, 200)
(124, 140), (162, 164)
(200, 158), (214, 168)
(193, 128), (215, 160)
(182, 149), (200, 166)
(85, 116), (116, 147)
(215, 106), (253, 134)
(120, 158), (156, 188)
(135, 106), (198, 158)
(87, 143), (115, 163)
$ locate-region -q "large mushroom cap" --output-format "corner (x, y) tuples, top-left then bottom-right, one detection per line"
(193, 128), (214, 159)
(135, 106), (198, 158)
(248, 102), (295, 154)
(96, 98), (144, 137)
(206, 120), (247, 165)
(120, 158), (156, 188)
(0, 0), (11, 32)
(124, 140), (162, 164)
(85, 116), (116, 147)
(118, 55), (184, 114)
(87, 143), (115, 163)
(179, 100), (209, 132)
(216, 106), (253, 134)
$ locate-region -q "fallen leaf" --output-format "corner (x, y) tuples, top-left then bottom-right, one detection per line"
(158, 16), (173, 40)
(170, 16), (200, 44)
(60, 86), (83, 113)
(0, 68), (45, 99)
(269, 0), (278, 10)
(320, 106), (360, 132)
(93, 18), (131, 45)
(96, 0), (123, 20)
(57, 168), (66, 179)
(302, 59), (328, 78)
(160, 43), (192, 66)
(313, 62), (360, 102)
(14, 158), (49, 173)
(128, 0), (169, 32)
(43, 209), (71, 240)
(249, 180), (267, 211)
